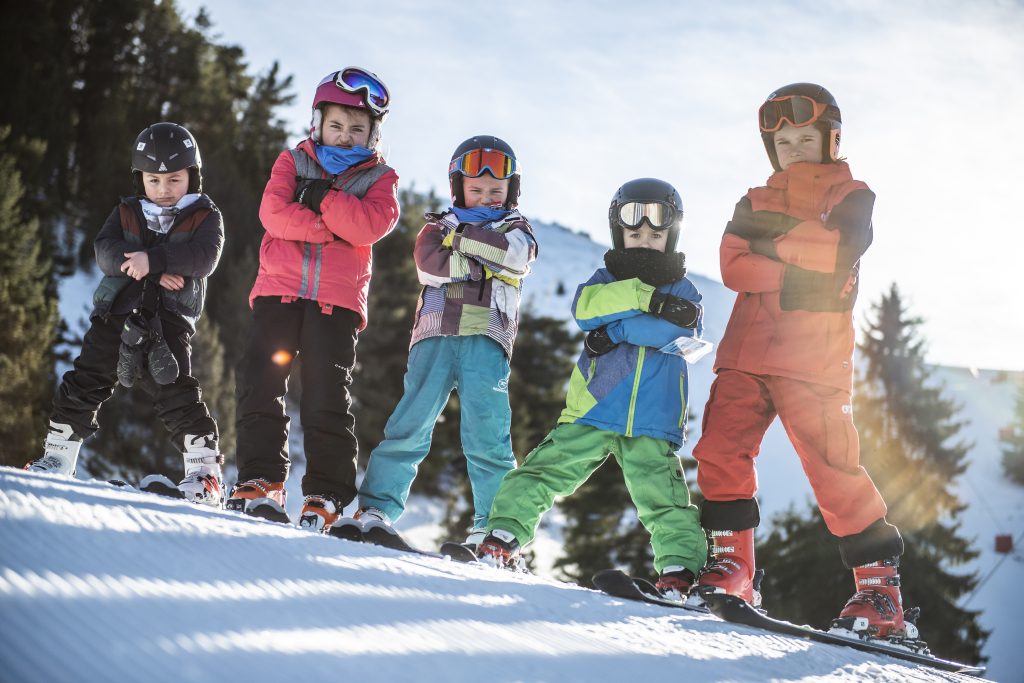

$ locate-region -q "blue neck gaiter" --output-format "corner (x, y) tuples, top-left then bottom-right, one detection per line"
(451, 205), (510, 223)
(316, 144), (374, 175)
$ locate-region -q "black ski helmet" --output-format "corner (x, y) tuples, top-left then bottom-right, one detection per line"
(131, 122), (203, 195)
(448, 135), (520, 209)
(760, 83), (842, 172)
(608, 178), (684, 252)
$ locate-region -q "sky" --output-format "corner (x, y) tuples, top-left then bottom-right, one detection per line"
(176, 0), (1024, 371)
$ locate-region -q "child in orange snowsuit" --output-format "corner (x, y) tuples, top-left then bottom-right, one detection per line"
(693, 83), (908, 640)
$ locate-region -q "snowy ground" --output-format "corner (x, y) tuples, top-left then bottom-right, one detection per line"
(0, 469), (983, 683)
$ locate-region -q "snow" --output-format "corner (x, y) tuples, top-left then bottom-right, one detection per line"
(0, 469), (979, 683)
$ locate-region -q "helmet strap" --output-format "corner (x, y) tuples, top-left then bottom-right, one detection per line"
(828, 128), (841, 162)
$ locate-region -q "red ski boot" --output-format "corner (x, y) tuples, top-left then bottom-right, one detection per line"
(695, 528), (761, 607)
(832, 557), (910, 639)
(655, 567), (696, 602)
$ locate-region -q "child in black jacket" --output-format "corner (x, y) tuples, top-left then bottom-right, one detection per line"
(25, 122), (225, 506)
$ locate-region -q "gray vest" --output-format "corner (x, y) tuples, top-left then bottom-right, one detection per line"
(290, 149), (391, 198)
(287, 149), (392, 302)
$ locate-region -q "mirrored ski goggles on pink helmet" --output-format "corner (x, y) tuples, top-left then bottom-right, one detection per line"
(758, 95), (829, 133)
(448, 148), (518, 179)
(617, 201), (676, 229)
(330, 67), (390, 115)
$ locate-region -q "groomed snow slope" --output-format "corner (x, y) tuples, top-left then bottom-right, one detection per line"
(0, 469), (978, 683)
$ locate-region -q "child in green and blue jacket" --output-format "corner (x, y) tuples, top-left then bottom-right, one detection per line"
(477, 178), (708, 595)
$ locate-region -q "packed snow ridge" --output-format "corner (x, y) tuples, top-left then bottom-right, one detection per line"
(0, 469), (978, 683)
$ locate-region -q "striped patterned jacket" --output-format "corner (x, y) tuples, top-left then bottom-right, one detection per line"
(410, 209), (538, 358)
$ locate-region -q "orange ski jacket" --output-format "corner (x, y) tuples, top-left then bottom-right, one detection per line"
(713, 162), (875, 392)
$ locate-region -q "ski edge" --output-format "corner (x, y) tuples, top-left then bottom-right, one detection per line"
(703, 593), (985, 675)
(591, 569), (708, 613)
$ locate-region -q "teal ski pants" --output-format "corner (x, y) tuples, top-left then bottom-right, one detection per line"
(359, 335), (515, 528)
(487, 422), (708, 574)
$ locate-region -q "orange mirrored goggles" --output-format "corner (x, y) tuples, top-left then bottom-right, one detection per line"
(448, 148), (518, 179)
(758, 95), (830, 133)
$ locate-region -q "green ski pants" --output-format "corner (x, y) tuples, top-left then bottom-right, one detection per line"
(487, 422), (708, 574)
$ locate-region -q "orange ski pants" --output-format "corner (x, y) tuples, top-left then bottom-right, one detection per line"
(693, 369), (887, 536)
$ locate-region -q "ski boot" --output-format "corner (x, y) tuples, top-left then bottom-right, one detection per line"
(226, 477), (286, 514)
(655, 566), (696, 602)
(299, 494), (343, 532)
(464, 528), (488, 551)
(25, 421), (82, 476)
(695, 528), (762, 608)
(177, 434), (224, 508)
(354, 506), (392, 526)
(477, 529), (522, 570)
(831, 557), (915, 640)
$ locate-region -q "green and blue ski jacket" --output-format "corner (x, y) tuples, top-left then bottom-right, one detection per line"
(558, 268), (704, 447)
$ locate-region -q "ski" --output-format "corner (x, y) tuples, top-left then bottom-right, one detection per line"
(242, 497), (292, 525)
(327, 517), (364, 542)
(702, 593), (985, 675)
(358, 521), (447, 559)
(139, 474), (186, 499)
(439, 541), (480, 564)
(108, 475), (185, 499)
(592, 569), (708, 613)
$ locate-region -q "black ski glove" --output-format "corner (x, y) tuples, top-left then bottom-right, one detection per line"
(296, 178), (333, 214)
(146, 316), (180, 386)
(648, 291), (700, 329)
(584, 327), (618, 357)
(116, 312), (150, 388)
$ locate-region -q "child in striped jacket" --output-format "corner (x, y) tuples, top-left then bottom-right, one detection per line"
(356, 135), (537, 543)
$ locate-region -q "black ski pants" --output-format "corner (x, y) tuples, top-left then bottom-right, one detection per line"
(234, 297), (360, 505)
(52, 314), (217, 448)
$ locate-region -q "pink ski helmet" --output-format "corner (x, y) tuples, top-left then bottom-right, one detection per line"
(309, 67), (391, 148)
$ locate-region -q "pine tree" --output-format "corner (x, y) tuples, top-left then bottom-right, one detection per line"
(759, 283), (987, 664)
(0, 128), (59, 466)
(999, 377), (1024, 485)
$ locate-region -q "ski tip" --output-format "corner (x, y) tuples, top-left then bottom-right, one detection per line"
(328, 521), (364, 542)
(591, 568), (626, 584)
(439, 542), (479, 564)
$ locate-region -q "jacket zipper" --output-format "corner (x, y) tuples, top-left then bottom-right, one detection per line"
(679, 374), (687, 429)
(625, 347), (646, 437)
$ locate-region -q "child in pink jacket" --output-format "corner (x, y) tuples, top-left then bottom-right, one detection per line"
(228, 68), (400, 530)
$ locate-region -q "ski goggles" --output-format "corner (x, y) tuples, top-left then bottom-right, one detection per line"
(758, 95), (829, 133)
(334, 67), (390, 115)
(448, 148), (518, 179)
(616, 201), (676, 229)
